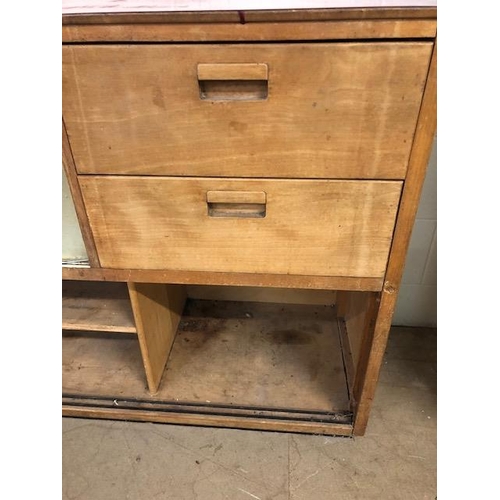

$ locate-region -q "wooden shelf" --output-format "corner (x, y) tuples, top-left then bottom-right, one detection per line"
(63, 299), (352, 434)
(62, 281), (136, 334)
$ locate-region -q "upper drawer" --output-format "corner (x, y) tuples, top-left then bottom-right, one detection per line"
(63, 42), (432, 179)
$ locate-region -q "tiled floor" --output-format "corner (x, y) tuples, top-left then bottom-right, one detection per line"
(62, 326), (436, 500)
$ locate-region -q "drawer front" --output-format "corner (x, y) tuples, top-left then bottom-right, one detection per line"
(80, 177), (402, 278)
(64, 43), (432, 179)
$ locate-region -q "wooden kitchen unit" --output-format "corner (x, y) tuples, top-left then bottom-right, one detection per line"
(62, 1), (437, 436)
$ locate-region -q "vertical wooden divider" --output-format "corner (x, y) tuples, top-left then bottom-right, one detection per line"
(127, 283), (187, 395)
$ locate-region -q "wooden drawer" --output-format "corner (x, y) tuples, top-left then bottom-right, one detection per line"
(80, 177), (402, 278)
(63, 42), (432, 179)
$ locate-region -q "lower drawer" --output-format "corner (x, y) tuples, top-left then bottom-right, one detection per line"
(80, 177), (402, 278)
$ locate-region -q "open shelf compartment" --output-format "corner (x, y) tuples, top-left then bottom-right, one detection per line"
(62, 280), (136, 334)
(63, 296), (354, 434)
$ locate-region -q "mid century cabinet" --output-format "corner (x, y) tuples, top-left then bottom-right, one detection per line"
(62, 1), (437, 436)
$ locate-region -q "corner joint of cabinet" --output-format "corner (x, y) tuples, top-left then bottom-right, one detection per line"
(383, 281), (398, 295)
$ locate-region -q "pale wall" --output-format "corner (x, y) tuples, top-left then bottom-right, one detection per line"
(392, 136), (437, 327)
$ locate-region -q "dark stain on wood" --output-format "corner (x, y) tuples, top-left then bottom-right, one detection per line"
(152, 86), (166, 110)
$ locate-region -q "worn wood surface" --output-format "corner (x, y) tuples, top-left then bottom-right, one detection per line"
(62, 19), (435, 42)
(61, 7), (436, 435)
(344, 292), (380, 413)
(62, 281), (136, 333)
(351, 293), (379, 410)
(186, 286), (336, 305)
(80, 176), (402, 278)
(206, 191), (266, 204)
(353, 42), (437, 436)
(62, 267), (384, 291)
(128, 283), (187, 394)
(63, 11), (436, 25)
(342, 292), (378, 379)
(336, 291), (379, 412)
(198, 63), (268, 81)
(62, 300), (350, 412)
(63, 43), (431, 179)
(335, 291), (349, 318)
(337, 317), (355, 410)
(63, 395), (350, 423)
(199, 79), (268, 102)
(62, 405), (353, 436)
(62, 121), (100, 267)
(241, 6), (437, 22)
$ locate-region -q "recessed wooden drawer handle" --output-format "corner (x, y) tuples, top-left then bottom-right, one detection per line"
(197, 63), (268, 101)
(206, 191), (266, 218)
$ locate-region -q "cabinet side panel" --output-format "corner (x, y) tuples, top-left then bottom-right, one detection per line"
(353, 41), (437, 436)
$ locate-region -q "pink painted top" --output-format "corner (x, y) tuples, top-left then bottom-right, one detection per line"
(62, 0), (437, 15)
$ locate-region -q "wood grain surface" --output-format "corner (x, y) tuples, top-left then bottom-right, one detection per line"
(62, 281), (136, 333)
(353, 42), (437, 436)
(63, 299), (350, 412)
(62, 267), (384, 292)
(128, 283), (187, 394)
(61, 5), (437, 436)
(186, 286), (336, 305)
(80, 176), (402, 278)
(63, 43), (432, 179)
(342, 292), (379, 381)
(63, 8), (437, 26)
(63, 19), (436, 42)
(62, 405), (353, 436)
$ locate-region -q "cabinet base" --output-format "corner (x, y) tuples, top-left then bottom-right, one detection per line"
(63, 299), (354, 435)
(63, 399), (353, 436)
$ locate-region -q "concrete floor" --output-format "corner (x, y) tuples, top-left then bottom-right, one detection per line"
(62, 326), (436, 499)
